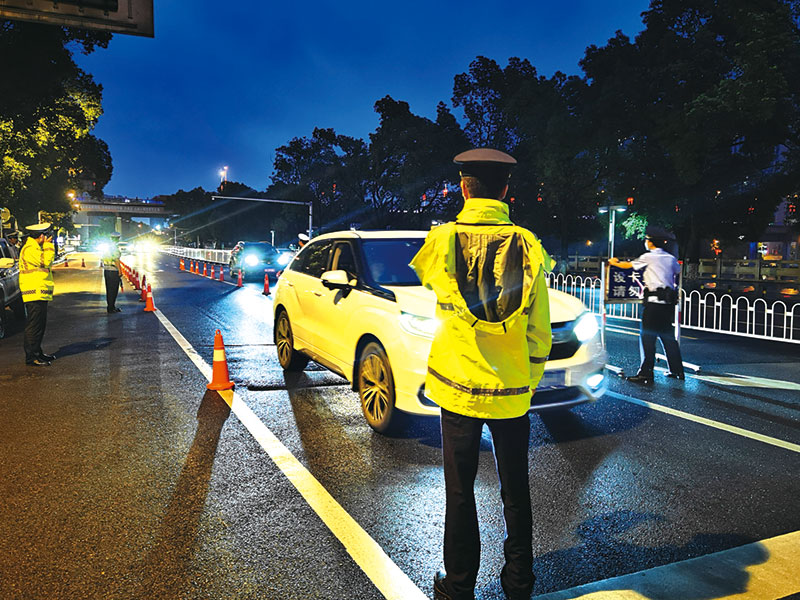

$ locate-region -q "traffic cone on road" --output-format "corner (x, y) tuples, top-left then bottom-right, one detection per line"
(210, 264), (215, 279)
(64, 257), (69, 267)
(180, 258), (185, 271)
(206, 329), (235, 391)
(134, 272), (141, 291)
(236, 269), (243, 288)
(143, 284), (156, 312)
(262, 272), (270, 296)
(218, 267), (224, 282)
(139, 275), (148, 302)
(81, 257), (86, 268)
(202, 262), (207, 277)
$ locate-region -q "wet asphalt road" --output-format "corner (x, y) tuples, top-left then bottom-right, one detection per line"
(0, 251), (798, 600)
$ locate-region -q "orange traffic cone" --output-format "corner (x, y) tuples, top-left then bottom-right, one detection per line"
(236, 269), (243, 288)
(139, 275), (148, 302)
(207, 329), (235, 390)
(143, 284), (156, 312)
(134, 272), (141, 291)
(202, 263), (207, 277)
(180, 258), (185, 271)
(262, 272), (270, 296)
(218, 267), (224, 282)
(81, 258), (86, 268)
(64, 257), (69, 267)
(210, 264), (215, 279)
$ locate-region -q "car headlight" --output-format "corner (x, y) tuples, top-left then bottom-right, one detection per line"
(95, 242), (110, 256)
(573, 312), (599, 343)
(244, 254), (259, 267)
(277, 252), (292, 266)
(398, 311), (438, 339)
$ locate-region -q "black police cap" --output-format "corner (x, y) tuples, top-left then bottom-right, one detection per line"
(454, 148), (517, 179)
(645, 225), (676, 241)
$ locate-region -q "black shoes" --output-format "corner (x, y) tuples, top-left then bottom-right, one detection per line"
(665, 371), (685, 380)
(26, 359), (51, 367)
(433, 571), (453, 600)
(107, 307), (121, 313)
(626, 373), (653, 385)
(39, 353), (56, 361)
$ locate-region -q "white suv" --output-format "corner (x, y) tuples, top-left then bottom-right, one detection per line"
(273, 230), (606, 432)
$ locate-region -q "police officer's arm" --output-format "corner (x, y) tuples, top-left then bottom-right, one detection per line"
(608, 257), (634, 269)
(527, 268), (552, 387)
(42, 236), (56, 269)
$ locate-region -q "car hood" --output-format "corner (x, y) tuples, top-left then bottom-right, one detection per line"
(385, 284), (587, 324)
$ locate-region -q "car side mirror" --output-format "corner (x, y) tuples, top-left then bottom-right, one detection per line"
(321, 270), (352, 290)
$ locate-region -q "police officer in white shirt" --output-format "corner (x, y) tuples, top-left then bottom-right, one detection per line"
(609, 226), (685, 384)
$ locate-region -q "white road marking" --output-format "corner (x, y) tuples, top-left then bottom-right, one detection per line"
(691, 373), (800, 391)
(151, 308), (428, 600)
(606, 390), (800, 454)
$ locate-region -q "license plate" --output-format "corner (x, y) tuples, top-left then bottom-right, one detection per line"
(538, 369), (566, 389)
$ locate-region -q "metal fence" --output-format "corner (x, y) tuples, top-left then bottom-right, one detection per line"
(161, 246), (231, 264)
(547, 273), (800, 345)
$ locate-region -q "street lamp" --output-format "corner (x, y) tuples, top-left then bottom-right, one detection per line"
(598, 204), (627, 258)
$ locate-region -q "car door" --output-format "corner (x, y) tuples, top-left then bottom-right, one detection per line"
(306, 240), (364, 369)
(283, 239), (333, 350)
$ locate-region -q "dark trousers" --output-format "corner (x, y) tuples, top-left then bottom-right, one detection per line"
(639, 302), (684, 376)
(104, 270), (120, 310)
(23, 300), (48, 363)
(440, 407), (534, 599)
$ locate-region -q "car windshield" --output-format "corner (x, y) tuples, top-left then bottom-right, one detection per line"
(361, 239), (424, 286)
(242, 243), (277, 258)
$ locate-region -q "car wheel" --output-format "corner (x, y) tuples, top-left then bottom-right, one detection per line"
(357, 341), (398, 433)
(275, 310), (309, 371)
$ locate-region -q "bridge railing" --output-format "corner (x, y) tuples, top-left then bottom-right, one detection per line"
(161, 246), (231, 264)
(547, 273), (800, 344)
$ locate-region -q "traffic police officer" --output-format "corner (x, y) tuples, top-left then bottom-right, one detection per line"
(102, 232), (123, 313)
(19, 223), (56, 366)
(609, 226), (685, 383)
(5, 229), (21, 259)
(297, 232), (309, 248)
(410, 148), (552, 600)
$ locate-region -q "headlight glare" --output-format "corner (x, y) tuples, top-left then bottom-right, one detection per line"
(573, 312), (599, 343)
(277, 252), (292, 266)
(244, 254), (259, 267)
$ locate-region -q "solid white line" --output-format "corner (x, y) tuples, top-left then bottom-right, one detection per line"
(151, 309), (427, 600)
(606, 390), (800, 453)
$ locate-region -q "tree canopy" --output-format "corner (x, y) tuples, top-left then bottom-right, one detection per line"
(0, 20), (112, 227)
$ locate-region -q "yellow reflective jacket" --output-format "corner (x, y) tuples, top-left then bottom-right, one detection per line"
(410, 198), (553, 419)
(19, 237), (55, 302)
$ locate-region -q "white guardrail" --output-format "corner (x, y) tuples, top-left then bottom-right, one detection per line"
(161, 246), (231, 264)
(547, 273), (800, 345)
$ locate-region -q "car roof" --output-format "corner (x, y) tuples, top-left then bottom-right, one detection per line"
(310, 230), (429, 242)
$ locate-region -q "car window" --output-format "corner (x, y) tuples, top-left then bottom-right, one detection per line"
(331, 242), (358, 279)
(294, 240), (332, 278)
(361, 239), (424, 285)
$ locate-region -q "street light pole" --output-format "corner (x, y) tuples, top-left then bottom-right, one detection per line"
(598, 203), (627, 258)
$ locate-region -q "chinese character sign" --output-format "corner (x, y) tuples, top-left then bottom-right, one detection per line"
(606, 264), (645, 304)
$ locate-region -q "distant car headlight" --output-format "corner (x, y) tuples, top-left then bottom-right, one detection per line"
(244, 254), (259, 267)
(95, 242), (110, 256)
(573, 312), (599, 343)
(398, 311), (438, 339)
(277, 252), (292, 266)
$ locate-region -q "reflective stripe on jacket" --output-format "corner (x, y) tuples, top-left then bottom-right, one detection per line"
(409, 198), (553, 419)
(19, 238), (55, 302)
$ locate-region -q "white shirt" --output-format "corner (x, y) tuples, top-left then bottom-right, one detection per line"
(631, 248), (680, 303)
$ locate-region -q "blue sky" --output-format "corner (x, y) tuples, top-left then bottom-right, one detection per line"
(76, 1), (650, 198)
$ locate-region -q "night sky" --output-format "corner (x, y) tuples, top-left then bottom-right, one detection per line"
(75, 1), (650, 199)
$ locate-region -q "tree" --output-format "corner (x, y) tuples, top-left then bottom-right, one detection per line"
(0, 20), (112, 226)
(580, 0), (800, 261)
(368, 96), (468, 228)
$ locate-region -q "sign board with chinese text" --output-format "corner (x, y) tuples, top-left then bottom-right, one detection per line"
(605, 264), (645, 304)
